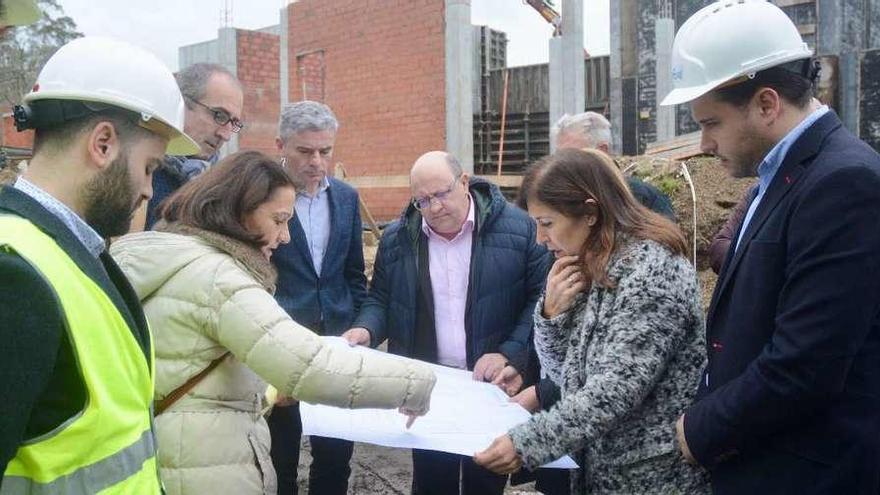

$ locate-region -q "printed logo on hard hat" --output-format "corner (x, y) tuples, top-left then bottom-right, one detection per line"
(672, 66), (683, 82)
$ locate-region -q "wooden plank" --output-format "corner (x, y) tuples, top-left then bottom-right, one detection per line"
(797, 24), (816, 36)
(644, 131), (702, 155)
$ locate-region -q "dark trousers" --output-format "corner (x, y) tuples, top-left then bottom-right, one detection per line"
(411, 449), (507, 495)
(511, 468), (571, 495)
(268, 402), (355, 495)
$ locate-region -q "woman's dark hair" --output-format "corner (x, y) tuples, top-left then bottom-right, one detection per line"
(523, 148), (687, 287)
(160, 150), (297, 248)
(713, 58), (818, 109)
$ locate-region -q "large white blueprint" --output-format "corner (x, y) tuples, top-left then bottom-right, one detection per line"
(299, 337), (577, 469)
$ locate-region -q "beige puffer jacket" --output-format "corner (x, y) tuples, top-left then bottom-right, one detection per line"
(110, 226), (435, 495)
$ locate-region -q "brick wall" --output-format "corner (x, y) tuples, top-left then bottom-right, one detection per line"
(236, 29), (281, 157)
(1, 113), (34, 149)
(287, 0), (447, 220)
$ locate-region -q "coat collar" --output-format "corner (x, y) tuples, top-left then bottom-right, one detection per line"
(402, 177), (504, 245)
(156, 221), (278, 292)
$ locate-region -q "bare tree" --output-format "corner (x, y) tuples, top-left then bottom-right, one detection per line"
(0, 0), (81, 107)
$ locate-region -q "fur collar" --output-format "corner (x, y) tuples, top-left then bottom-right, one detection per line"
(156, 221), (277, 292)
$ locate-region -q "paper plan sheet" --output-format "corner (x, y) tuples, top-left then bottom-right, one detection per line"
(299, 337), (577, 469)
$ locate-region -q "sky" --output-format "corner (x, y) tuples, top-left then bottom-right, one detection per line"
(55, 0), (610, 71)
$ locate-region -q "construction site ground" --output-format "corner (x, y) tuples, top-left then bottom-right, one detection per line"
(298, 155), (754, 494)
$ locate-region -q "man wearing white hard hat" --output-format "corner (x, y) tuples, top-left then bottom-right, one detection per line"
(662, 1), (880, 493)
(0, 36), (198, 493)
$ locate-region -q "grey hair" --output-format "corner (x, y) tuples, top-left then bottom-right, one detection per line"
(278, 101), (339, 141)
(552, 111), (612, 150)
(175, 63), (241, 102)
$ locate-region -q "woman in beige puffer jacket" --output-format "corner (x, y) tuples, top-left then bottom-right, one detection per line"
(110, 152), (435, 495)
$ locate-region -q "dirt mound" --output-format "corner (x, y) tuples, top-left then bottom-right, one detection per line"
(620, 155), (756, 306)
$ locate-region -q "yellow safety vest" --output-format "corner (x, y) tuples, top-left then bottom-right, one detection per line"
(0, 215), (160, 494)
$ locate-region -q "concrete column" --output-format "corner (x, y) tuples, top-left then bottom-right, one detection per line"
(280, 5), (290, 107)
(609, 0), (636, 154)
(655, 18), (675, 142)
(609, 1), (623, 155)
(549, 0), (585, 151)
(839, 52), (860, 132)
(444, 0), (474, 173)
(817, 0), (865, 133)
(217, 27), (239, 156)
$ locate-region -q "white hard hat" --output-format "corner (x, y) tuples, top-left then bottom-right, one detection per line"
(660, 0), (813, 106)
(22, 36), (199, 155)
(0, 0), (40, 26)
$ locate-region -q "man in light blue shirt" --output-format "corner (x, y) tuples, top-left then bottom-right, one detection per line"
(662, 2), (880, 492)
(268, 101), (367, 495)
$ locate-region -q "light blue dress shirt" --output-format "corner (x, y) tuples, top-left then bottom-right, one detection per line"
(296, 176), (331, 276)
(735, 105), (830, 252)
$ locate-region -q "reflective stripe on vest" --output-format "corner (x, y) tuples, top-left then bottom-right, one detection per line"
(1, 430), (155, 494)
(0, 215), (159, 494)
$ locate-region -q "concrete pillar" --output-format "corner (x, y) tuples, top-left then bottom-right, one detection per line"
(838, 52), (860, 132)
(549, 0), (585, 151)
(444, 0), (474, 173)
(609, 0), (637, 155)
(217, 27), (239, 156)
(280, 6), (290, 107)
(817, 0), (865, 133)
(655, 18), (675, 142)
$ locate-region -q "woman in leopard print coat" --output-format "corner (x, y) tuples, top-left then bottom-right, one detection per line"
(476, 148), (709, 494)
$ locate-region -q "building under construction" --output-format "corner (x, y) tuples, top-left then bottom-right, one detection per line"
(5, 0), (878, 220)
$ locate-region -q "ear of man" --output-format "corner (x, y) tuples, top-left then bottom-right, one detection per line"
(84, 120), (125, 173)
(753, 87), (783, 125)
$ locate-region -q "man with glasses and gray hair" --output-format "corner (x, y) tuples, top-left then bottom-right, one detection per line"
(268, 100), (367, 495)
(144, 62), (244, 229)
(342, 151), (549, 495)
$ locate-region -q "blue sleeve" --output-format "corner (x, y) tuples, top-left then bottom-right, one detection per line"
(344, 191), (367, 317)
(351, 235), (392, 346)
(498, 218), (552, 371)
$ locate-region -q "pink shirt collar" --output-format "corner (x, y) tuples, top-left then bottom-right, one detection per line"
(421, 194), (475, 241)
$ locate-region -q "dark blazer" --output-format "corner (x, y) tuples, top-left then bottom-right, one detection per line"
(683, 112), (880, 494)
(0, 186), (151, 475)
(352, 178), (550, 371)
(272, 177), (367, 336)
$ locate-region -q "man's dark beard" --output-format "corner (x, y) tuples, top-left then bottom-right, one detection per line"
(82, 152), (138, 239)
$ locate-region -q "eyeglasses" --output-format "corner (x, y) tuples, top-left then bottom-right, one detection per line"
(412, 176), (460, 210)
(187, 97), (244, 133)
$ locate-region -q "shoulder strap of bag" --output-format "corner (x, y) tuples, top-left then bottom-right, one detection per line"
(154, 351), (231, 416)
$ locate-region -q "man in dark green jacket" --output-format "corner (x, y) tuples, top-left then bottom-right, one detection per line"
(343, 151), (550, 495)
